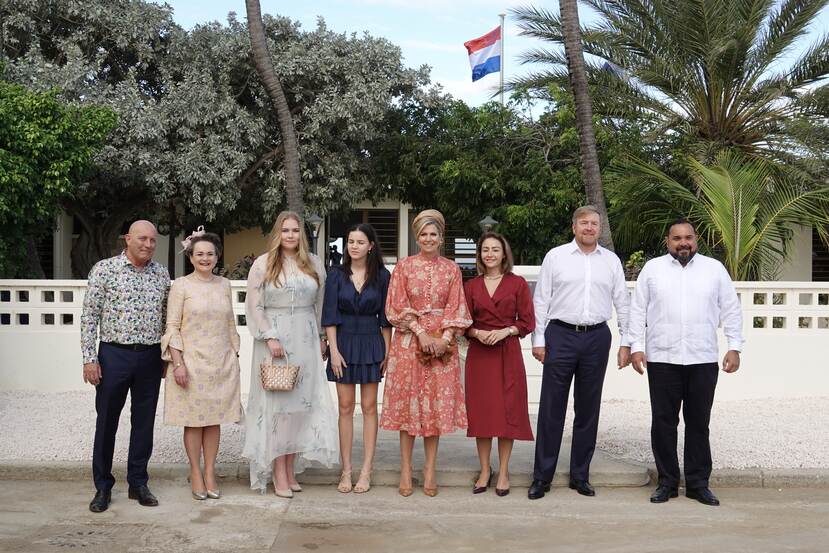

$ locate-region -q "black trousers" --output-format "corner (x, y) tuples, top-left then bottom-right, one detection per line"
(92, 343), (162, 491)
(647, 362), (719, 489)
(532, 322), (611, 483)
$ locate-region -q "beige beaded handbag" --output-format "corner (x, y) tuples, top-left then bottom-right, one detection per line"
(260, 354), (300, 391)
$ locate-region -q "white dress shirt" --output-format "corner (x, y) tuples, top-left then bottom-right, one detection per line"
(627, 253), (743, 365)
(531, 240), (630, 347)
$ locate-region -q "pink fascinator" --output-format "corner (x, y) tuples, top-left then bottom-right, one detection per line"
(180, 225), (206, 253)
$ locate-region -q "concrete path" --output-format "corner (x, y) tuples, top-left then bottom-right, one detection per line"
(4, 392), (827, 487)
(0, 425), (649, 489)
(1, 479), (828, 553)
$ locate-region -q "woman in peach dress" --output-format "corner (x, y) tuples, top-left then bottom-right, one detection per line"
(162, 230), (242, 501)
(379, 209), (472, 497)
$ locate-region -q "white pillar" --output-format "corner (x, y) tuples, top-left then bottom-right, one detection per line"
(398, 203), (410, 260)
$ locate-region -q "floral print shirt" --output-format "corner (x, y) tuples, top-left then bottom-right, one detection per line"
(80, 252), (170, 363)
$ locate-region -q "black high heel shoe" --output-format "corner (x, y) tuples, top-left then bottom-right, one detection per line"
(472, 466), (494, 494)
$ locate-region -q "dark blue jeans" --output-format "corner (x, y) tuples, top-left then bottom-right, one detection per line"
(533, 322), (611, 483)
(92, 343), (162, 491)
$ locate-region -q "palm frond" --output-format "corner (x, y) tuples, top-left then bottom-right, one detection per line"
(787, 33), (829, 86)
(748, 0), (829, 76)
(610, 149), (829, 279)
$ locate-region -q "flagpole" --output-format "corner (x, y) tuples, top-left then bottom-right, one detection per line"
(499, 13), (505, 106)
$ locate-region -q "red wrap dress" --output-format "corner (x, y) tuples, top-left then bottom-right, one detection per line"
(463, 273), (535, 440)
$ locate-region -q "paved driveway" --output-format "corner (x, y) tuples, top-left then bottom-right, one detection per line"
(1, 480), (827, 553)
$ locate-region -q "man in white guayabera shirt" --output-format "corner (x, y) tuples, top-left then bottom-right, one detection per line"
(622, 219), (742, 507)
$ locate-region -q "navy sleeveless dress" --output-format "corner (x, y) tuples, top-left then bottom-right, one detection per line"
(321, 266), (391, 384)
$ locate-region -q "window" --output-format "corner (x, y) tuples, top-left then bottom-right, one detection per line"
(328, 209), (400, 263)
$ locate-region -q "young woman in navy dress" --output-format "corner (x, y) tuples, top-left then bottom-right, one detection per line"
(322, 223), (392, 494)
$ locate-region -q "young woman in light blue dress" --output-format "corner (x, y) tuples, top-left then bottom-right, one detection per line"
(242, 211), (338, 497)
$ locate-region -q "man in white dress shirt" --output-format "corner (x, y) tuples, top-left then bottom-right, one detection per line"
(624, 219), (742, 506)
(528, 206), (630, 500)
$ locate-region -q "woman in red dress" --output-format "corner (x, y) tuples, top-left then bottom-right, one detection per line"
(464, 232), (535, 497)
(380, 209), (472, 497)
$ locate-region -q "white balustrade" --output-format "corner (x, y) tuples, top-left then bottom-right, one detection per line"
(2, 275), (828, 405)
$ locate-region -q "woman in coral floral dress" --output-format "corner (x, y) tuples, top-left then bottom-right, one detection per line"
(380, 209), (472, 497)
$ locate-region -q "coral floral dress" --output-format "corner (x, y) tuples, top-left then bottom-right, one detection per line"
(379, 254), (472, 436)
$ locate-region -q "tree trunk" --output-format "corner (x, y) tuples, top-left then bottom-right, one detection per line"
(168, 203), (177, 276)
(23, 234), (46, 279)
(69, 216), (123, 278)
(245, 0), (304, 214)
(560, 0), (614, 250)
(64, 191), (147, 277)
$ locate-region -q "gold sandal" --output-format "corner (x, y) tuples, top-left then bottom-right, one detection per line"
(398, 466), (413, 497)
(337, 470), (353, 493)
(423, 465), (438, 497)
(353, 470), (372, 494)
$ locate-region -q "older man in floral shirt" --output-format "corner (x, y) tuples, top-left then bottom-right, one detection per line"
(81, 220), (170, 513)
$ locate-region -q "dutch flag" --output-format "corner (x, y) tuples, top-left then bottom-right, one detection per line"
(464, 26), (502, 82)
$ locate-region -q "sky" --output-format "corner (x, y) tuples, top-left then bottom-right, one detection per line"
(157, 0), (829, 106)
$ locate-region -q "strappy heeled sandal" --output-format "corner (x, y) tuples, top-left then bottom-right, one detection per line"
(353, 470), (372, 494)
(337, 470), (353, 493)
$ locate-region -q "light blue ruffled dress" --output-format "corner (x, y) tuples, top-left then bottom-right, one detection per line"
(242, 253), (338, 491)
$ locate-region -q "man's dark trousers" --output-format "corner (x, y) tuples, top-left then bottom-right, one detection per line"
(533, 321), (611, 483)
(92, 342), (163, 491)
(647, 361), (718, 489)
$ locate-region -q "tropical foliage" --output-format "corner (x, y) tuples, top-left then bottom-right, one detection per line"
(0, 76), (116, 277)
(613, 150), (829, 280)
(510, 0), (829, 168)
(511, 0), (829, 274)
(373, 87), (651, 263)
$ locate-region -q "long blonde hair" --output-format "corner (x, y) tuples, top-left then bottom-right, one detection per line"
(265, 211), (320, 286)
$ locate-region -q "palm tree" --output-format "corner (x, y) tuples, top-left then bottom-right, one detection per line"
(558, 0), (614, 249)
(612, 150), (829, 280)
(510, 0), (829, 171)
(245, 0), (303, 214)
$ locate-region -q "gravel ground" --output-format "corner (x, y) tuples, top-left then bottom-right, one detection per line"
(1, 391), (827, 469)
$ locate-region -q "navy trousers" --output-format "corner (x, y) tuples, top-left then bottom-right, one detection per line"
(92, 343), (162, 491)
(647, 361), (719, 489)
(533, 322), (611, 483)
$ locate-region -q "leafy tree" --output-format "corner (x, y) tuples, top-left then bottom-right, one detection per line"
(613, 150), (829, 280)
(3, 1), (429, 275)
(2, 0), (183, 274)
(0, 76), (116, 277)
(375, 87), (650, 264)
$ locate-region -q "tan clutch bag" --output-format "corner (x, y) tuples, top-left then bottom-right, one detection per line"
(260, 354), (300, 391)
(415, 330), (453, 364)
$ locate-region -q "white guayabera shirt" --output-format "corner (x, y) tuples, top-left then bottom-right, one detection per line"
(531, 240), (630, 348)
(627, 253), (743, 365)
